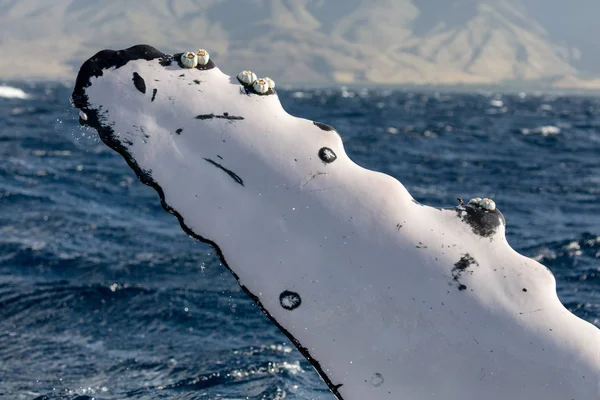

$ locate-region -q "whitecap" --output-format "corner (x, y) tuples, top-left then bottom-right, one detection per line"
(291, 91), (306, 99)
(521, 126), (561, 136)
(0, 85), (30, 99)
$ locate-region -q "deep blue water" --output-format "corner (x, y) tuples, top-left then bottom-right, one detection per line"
(0, 83), (599, 399)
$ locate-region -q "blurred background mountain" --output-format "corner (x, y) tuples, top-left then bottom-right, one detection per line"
(0, 0), (598, 88)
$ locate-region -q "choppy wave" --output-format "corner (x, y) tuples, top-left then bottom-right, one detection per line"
(521, 125), (561, 136)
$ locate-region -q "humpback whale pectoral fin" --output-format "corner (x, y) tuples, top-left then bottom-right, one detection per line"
(71, 43), (600, 400)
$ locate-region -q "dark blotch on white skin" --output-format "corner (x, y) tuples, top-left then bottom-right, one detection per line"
(132, 72), (146, 94)
(314, 121), (335, 131)
(318, 147), (337, 163)
(196, 113), (244, 121)
(456, 204), (505, 238)
(203, 158), (244, 187)
(280, 291), (302, 310)
(452, 254), (479, 291)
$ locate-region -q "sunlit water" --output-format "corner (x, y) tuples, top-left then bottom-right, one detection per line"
(1, 83), (599, 399)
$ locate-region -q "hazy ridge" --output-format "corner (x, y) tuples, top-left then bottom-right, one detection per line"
(0, 0), (598, 88)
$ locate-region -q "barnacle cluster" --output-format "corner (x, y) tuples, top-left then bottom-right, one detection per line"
(178, 48), (275, 95)
(180, 49), (211, 68)
(468, 197), (496, 211)
(237, 71), (275, 95)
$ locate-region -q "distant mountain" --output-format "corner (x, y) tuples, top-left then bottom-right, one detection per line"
(0, 0), (598, 88)
(521, 0), (600, 78)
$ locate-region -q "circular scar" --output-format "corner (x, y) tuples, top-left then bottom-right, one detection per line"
(279, 291), (302, 310)
(370, 373), (384, 387)
(318, 147), (337, 163)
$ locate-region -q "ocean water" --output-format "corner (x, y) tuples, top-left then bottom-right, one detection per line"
(1, 82), (599, 400)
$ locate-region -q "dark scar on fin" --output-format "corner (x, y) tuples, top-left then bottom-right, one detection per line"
(151, 88), (157, 102)
(313, 121), (336, 131)
(318, 147), (337, 163)
(132, 72), (146, 94)
(279, 291), (302, 310)
(195, 113), (244, 121)
(203, 158), (244, 187)
(452, 254), (479, 291)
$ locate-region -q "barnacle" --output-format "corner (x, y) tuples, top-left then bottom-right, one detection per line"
(196, 49), (210, 66)
(480, 198), (496, 211)
(264, 77), (275, 89)
(253, 78), (270, 94)
(181, 52), (198, 68)
(237, 70), (257, 85)
(468, 197), (496, 211)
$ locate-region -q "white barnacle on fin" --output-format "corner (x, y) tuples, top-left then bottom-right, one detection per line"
(196, 49), (210, 66)
(264, 77), (275, 89)
(468, 197), (496, 211)
(480, 198), (496, 211)
(181, 51), (198, 68)
(79, 110), (88, 121)
(253, 78), (270, 94)
(237, 70), (257, 85)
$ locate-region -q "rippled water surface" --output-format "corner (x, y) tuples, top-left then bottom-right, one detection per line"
(1, 83), (599, 399)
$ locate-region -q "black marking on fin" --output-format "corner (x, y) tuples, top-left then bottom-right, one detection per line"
(159, 55), (173, 66)
(452, 254), (479, 291)
(314, 121), (335, 131)
(195, 113), (244, 121)
(318, 147), (337, 163)
(217, 113), (244, 120)
(151, 88), (157, 102)
(456, 205), (505, 238)
(132, 72), (146, 94)
(203, 158), (244, 187)
(175, 128), (183, 135)
(279, 291), (302, 310)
